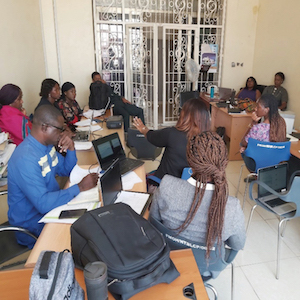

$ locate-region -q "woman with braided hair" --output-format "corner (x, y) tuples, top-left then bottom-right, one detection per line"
(150, 131), (245, 259)
(240, 93), (286, 173)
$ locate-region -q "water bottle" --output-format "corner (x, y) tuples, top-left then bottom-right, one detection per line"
(210, 86), (215, 98)
(84, 261), (108, 300)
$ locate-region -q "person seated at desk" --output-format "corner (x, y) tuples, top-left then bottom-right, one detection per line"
(150, 131), (245, 261)
(235, 76), (261, 101)
(90, 72), (145, 132)
(133, 98), (210, 192)
(262, 72), (288, 110)
(55, 82), (83, 129)
(35, 78), (61, 111)
(240, 94), (286, 173)
(7, 105), (99, 248)
(0, 84), (32, 146)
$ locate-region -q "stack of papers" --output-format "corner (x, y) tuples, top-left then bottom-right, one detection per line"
(83, 109), (106, 119)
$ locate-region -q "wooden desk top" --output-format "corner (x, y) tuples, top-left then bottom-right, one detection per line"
(0, 249), (209, 300)
(290, 139), (300, 159)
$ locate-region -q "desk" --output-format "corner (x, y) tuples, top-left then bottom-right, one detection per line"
(0, 249), (209, 300)
(200, 92), (252, 160)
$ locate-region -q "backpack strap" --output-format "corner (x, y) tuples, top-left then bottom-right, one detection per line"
(39, 251), (54, 279)
(47, 249), (70, 300)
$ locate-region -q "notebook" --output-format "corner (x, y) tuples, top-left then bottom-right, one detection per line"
(257, 163), (296, 215)
(92, 132), (144, 176)
(100, 159), (150, 215)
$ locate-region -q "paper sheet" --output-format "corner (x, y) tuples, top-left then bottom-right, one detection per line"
(121, 171), (142, 190)
(39, 201), (100, 224)
(114, 191), (150, 215)
(74, 141), (93, 150)
(76, 125), (102, 132)
(69, 164), (100, 185)
(75, 119), (92, 126)
(83, 109), (105, 119)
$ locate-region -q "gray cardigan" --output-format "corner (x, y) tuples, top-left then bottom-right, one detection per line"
(150, 175), (246, 250)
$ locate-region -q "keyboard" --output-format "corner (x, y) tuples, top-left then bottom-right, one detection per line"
(119, 158), (144, 176)
(265, 198), (286, 208)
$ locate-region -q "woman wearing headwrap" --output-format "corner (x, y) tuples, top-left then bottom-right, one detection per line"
(0, 84), (32, 145)
(55, 82), (82, 127)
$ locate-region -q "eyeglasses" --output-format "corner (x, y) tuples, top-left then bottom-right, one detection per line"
(44, 123), (65, 132)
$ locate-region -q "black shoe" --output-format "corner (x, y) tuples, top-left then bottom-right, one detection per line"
(244, 175), (257, 183)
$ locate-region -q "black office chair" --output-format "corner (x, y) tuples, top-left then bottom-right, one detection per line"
(0, 190), (38, 270)
(127, 128), (162, 161)
(179, 90), (200, 108)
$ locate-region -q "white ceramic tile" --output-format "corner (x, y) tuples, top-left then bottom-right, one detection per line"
(206, 266), (259, 300)
(236, 220), (296, 267)
(241, 257), (300, 300)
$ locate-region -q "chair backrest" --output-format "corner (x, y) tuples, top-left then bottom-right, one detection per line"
(181, 167), (192, 180)
(179, 91), (199, 108)
(149, 216), (238, 280)
(279, 175), (300, 218)
(245, 138), (291, 173)
(127, 128), (162, 160)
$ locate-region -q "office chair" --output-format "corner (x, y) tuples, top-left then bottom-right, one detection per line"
(247, 171), (300, 279)
(150, 216), (238, 300)
(127, 128), (162, 160)
(235, 138), (291, 209)
(179, 91), (200, 108)
(147, 167), (192, 188)
(0, 190), (38, 270)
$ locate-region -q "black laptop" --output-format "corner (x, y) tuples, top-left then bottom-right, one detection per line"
(100, 159), (150, 215)
(92, 132), (144, 176)
(257, 163), (296, 215)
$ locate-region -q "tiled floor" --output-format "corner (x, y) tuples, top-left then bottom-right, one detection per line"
(143, 158), (300, 300)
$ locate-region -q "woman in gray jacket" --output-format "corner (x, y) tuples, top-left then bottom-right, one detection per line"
(150, 131), (245, 257)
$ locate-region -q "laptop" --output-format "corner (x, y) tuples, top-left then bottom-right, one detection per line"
(92, 132), (144, 176)
(228, 90), (241, 113)
(218, 87), (232, 100)
(257, 163), (296, 216)
(100, 159), (150, 215)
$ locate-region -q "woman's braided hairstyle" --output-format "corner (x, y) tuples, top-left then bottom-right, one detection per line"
(178, 131), (229, 257)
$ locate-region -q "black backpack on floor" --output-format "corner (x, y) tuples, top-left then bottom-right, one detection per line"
(71, 203), (179, 300)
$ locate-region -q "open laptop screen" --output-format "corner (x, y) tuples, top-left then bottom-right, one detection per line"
(257, 163), (288, 198)
(100, 159), (122, 206)
(92, 132), (125, 170)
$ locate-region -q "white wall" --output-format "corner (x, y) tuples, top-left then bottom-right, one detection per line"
(40, 0), (96, 110)
(221, 0), (259, 91)
(253, 0), (300, 128)
(0, 0), (46, 113)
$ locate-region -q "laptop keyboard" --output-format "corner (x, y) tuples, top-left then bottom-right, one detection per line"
(265, 198), (286, 208)
(119, 159), (143, 176)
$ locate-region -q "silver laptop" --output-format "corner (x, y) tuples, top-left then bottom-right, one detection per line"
(257, 163), (296, 215)
(100, 159), (150, 215)
(218, 87), (233, 100)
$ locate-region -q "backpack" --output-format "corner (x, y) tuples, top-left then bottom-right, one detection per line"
(89, 81), (111, 110)
(29, 250), (84, 300)
(71, 203), (180, 300)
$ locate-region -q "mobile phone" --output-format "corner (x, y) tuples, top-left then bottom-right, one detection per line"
(59, 209), (87, 219)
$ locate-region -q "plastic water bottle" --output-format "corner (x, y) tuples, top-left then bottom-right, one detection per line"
(210, 86), (215, 98)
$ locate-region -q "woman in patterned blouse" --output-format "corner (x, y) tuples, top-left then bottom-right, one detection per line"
(240, 94), (286, 172)
(55, 82), (82, 128)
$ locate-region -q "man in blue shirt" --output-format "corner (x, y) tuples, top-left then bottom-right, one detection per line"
(8, 105), (98, 248)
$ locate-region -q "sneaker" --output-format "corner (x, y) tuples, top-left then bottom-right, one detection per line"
(244, 175), (257, 183)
